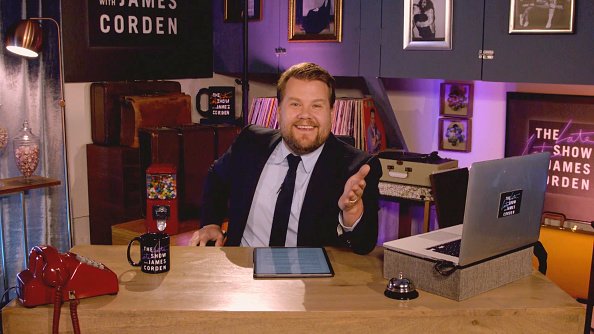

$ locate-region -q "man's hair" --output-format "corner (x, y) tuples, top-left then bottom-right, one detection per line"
(277, 62), (336, 108)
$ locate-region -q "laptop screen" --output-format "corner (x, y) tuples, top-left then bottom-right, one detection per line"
(457, 152), (550, 266)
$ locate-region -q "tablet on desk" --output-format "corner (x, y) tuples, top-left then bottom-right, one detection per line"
(253, 247), (334, 278)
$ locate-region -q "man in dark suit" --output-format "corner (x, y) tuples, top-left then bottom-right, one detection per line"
(189, 62), (381, 254)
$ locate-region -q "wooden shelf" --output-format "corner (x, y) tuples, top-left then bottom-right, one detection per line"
(0, 176), (61, 195)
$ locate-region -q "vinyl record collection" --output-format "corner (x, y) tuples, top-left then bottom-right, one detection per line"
(248, 96), (382, 152)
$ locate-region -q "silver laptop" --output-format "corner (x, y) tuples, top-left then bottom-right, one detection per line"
(383, 152), (550, 267)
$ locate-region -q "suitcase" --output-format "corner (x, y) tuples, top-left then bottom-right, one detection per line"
(86, 144), (143, 244)
(121, 93), (192, 148)
(378, 150), (458, 187)
(176, 124), (217, 219)
(212, 124), (241, 157)
(90, 81), (181, 145)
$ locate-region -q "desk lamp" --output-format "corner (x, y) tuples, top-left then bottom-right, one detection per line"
(5, 18), (73, 248)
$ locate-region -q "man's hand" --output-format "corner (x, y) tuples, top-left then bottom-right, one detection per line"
(338, 164), (370, 227)
(188, 224), (225, 246)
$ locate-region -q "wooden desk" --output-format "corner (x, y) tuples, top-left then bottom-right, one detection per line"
(111, 219), (199, 246)
(2, 246), (584, 333)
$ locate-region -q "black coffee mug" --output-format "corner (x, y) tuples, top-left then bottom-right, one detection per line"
(127, 232), (170, 274)
(196, 86), (235, 121)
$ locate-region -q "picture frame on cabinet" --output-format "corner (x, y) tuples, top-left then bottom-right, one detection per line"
(509, 0), (575, 33)
(440, 82), (473, 117)
(289, 0), (342, 42)
(439, 118), (471, 152)
(403, 0), (452, 50)
(225, 0), (262, 22)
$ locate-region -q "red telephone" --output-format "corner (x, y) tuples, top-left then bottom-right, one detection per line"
(16, 245), (119, 307)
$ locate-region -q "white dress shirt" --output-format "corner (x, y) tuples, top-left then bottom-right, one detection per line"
(241, 140), (360, 247)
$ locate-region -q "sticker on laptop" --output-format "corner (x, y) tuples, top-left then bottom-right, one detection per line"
(498, 190), (522, 218)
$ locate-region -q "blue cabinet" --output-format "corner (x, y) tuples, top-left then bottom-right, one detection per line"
(379, 0), (484, 81)
(214, 0), (594, 85)
(481, 0), (594, 85)
(213, 0), (378, 76)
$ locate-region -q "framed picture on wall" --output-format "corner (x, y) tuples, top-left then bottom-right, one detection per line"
(225, 0), (262, 22)
(440, 82), (473, 117)
(439, 117), (472, 152)
(289, 0), (342, 42)
(509, 0), (575, 33)
(403, 0), (452, 50)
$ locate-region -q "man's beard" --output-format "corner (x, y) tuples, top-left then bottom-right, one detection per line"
(281, 124), (329, 155)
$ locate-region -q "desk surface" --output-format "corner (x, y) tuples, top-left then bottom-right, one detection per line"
(2, 246), (584, 333)
(111, 219), (199, 246)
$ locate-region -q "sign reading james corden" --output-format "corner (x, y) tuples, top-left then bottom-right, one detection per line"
(88, 0), (181, 47)
(61, 0), (212, 82)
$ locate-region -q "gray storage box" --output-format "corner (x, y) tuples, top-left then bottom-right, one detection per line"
(383, 246), (534, 301)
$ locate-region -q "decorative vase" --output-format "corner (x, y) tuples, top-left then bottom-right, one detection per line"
(13, 121), (40, 180)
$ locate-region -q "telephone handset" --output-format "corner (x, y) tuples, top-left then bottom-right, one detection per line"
(16, 245), (119, 307)
(34, 245), (69, 289)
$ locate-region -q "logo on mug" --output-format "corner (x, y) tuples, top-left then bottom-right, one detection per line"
(127, 232), (170, 274)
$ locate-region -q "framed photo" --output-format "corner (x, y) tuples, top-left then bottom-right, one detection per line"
(289, 0), (342, 42)
(225, 0), (262, 22)
(440, 82), (473, 117)
(403, 0), (452, 50)
(439, 118), (471, 152)
(509, 0), (575, 33)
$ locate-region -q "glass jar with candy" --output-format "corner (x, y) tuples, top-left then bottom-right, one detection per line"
(13, 120), (40, 180)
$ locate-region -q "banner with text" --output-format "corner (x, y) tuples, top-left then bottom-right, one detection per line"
(506, 93), (594, 222)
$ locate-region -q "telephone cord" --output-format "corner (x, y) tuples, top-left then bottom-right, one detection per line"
(70, 295), (81, 334)
(52, 286), (63, 334)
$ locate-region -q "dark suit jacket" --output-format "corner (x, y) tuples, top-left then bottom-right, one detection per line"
(201, 125), (381, 254)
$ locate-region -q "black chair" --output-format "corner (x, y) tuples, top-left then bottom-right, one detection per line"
(336, 135), (355, 147)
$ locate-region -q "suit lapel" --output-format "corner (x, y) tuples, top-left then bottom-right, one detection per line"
(297, 135), (343, 245)
(236, 131), (282, 228)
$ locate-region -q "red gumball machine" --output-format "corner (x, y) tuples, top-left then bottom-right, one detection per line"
(145, 163), (179, 235)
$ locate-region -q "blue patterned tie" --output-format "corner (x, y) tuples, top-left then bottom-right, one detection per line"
(269, 154), (301, 246)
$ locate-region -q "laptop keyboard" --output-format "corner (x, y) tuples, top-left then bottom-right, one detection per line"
(427, 239), (461, 257)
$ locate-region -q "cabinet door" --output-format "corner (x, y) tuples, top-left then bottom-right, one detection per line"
(278, 0), (364, 76)
(482, 0), (594, 85)
(380, 0), (484, 81)
(247, 0), (282, 73)
(213, 0), (280, 74)
(214, 0), (373, 76)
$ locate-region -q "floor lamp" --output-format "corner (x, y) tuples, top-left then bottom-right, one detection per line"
(4, 18), (74, 248)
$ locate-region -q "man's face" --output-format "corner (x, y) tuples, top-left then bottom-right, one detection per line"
(278, 77), (333, 155)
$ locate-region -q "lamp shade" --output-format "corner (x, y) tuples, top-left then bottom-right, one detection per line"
(5, 19), (43, 58)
